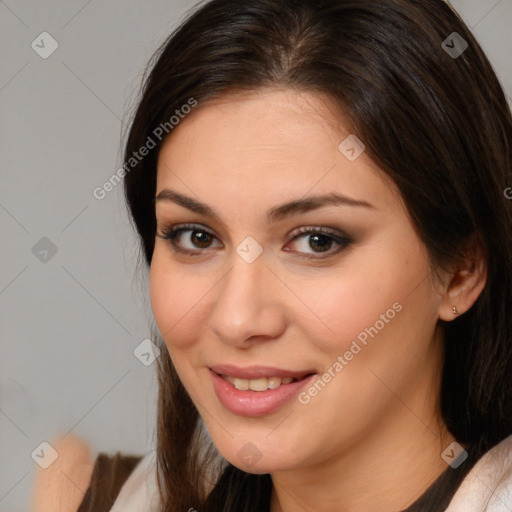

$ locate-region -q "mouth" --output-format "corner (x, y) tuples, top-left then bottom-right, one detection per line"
(209, 364), (315, 389)
(209, 364), (317, 416)
(216, 373), (313, 391)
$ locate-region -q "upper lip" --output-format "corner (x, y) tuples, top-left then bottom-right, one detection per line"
(209, 364), (316, 380)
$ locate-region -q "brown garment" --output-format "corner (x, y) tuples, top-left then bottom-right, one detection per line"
(77, 452), (143, 512)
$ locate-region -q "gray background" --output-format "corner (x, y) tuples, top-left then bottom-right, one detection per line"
(0, 1), (511, 510)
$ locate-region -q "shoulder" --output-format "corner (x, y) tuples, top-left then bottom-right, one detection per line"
(108, 450), (159, 511)
(30, 434), (95, 512)
(30, 435), (146, 512)
(446, 433), (512, 512)
(78, 450), (144, 511)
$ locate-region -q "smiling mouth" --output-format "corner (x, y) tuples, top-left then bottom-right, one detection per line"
(210, 369), (318, 416)
(217, 373), (314, 391)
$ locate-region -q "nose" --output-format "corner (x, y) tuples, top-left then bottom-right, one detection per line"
(208, 248), (287, 347)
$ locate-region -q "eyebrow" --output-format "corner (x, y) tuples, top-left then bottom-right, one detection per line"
(155, 188), (375, 224)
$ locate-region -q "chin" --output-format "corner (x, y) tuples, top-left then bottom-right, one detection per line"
(215, 438), (305, 475)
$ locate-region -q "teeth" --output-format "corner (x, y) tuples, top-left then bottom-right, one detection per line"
(233, 377), (250, 391)
(245, 377), (267, 391)
(268, 376), (282, 389)
(223, 375), (298, 391)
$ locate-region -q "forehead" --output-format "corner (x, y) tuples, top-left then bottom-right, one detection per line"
(155, 88), (399, 216)
(158, 88), (346, 167)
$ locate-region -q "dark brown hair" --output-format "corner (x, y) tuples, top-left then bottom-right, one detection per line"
(123, 0), (512, 510)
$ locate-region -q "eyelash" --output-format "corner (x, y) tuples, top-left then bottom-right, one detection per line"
(156, 222), (352, 259)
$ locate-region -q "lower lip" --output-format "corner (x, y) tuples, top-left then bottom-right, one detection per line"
(210, 370), (316, 417)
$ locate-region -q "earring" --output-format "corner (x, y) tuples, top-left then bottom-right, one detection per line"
(452, 305), (459, 315)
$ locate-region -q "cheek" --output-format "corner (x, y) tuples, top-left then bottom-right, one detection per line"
(298, 262), (406, 354)
(301, 249), (439, 412)
(301, 241), (434, 363)
(149, 250), (206, 349)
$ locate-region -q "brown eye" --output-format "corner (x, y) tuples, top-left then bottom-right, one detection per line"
(156, 223), (222, 255)
(307, 233), (334, 252)
(188, 230), (214, 248)
(157, 223), (351, 259)
(286, 227), (352, 259)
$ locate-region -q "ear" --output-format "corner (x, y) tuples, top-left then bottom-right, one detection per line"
(438, 234), (487, 321)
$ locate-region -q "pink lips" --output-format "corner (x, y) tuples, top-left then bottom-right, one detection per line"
(209, 365), (316, 417)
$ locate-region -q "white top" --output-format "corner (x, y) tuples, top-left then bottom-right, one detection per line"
(111, 433), (512, 511)
(109, 450), (160, 512)
(445, 433), (512, 511)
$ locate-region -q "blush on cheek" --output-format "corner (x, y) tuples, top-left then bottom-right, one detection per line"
(150, 279), (208, 350)
(317, 285), (405, 363)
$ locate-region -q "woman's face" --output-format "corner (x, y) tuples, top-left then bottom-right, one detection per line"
(150, 88), (448, 474)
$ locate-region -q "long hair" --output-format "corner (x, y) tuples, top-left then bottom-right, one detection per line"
(122, 1), (512, 510)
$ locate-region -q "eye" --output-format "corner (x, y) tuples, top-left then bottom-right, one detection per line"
(285, 226), (352, 259)
(156, 223), (222, 255)
(156, 223), (352, 259)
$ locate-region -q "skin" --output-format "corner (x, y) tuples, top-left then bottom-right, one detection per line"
(149, 88), (487, 512)
(30, 435), (94, 512)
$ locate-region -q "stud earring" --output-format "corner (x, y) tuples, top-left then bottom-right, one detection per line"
(452, 305), (459, 315)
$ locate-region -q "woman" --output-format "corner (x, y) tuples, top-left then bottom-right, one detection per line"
(32, 0), (512, 510)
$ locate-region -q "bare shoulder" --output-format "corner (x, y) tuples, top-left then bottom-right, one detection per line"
(30, 434), (95, 512)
